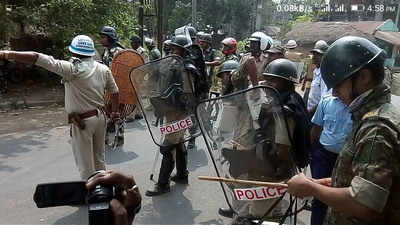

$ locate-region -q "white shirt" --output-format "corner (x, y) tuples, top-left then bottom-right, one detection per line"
(307, 67), (331, 111)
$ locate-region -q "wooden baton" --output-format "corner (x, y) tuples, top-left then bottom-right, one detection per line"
(198, 176), (288, 188)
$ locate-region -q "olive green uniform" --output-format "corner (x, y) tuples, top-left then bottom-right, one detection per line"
(325, 84), (400, 225)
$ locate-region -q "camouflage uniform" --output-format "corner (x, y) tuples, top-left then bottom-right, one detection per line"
(149, 48), (161, 61)
(136, 46), (149, 63)
(325, 84), (400, 225)
(102, 46), (125, 145)
(102, 46), (123, 67)
(224, 54), (240, 62)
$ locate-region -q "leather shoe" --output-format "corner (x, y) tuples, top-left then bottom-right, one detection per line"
(170, 174), (188, 184)
(145, 183), (170, 196)
(218, 207), (234, 218)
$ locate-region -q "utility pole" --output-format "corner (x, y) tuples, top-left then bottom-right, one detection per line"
(396, 1), (400, 28)
(139, 0), (144, 45)
(157, 0), (164, 51)
(192, 0), (197, 28)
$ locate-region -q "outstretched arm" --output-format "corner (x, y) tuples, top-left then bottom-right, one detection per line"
(0, 51), (39, 64)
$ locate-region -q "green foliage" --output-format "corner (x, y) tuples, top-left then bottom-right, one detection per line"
(167, 0), (192, 34)
(237, 38), (248, 54)
(4, 0), (137, 57)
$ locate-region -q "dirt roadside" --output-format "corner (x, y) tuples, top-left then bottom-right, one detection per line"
(0, 104), (67, 135)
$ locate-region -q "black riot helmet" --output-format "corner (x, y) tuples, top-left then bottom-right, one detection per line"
(216, 60), (239, 78)
(198, 33), (212, 44)
(187, 26), (197, 41)
(170, 35), (190, 50)
(321, 36), (384, 89)
(263, 58), (298, 83)
(163, 39), (172, 54)
(99, 26), (119, 42)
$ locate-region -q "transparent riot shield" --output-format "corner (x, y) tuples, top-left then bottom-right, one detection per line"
(130, 55), (201, 147)
(196, 86), (305, 223)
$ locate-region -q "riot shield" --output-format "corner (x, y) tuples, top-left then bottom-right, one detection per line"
(196, 86), (305, 223)
(105, 49), (145, 117)
(130, 55), (201, 147)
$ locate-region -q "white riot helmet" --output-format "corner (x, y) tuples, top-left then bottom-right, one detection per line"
(249, 31), (273, 51)
(286, 40), (297, 49)
(69, 35), (95, 56)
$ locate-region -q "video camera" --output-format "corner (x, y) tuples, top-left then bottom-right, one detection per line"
(33, 172), (114, 225)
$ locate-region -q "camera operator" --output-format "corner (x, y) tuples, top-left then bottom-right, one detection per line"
(87, 170), (142, 225)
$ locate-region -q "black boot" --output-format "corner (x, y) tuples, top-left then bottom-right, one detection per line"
(218, 207), (234, 218)
(145, 183), (170, 196)
(172, 143), (188, 184)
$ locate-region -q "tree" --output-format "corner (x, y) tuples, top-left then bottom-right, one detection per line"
(3, 0), (138, 57)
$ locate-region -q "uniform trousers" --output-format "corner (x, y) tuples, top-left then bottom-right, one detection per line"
(310, 141), (338, 225)
(71, 113), (107, 180)
(158, 143), (188, 186)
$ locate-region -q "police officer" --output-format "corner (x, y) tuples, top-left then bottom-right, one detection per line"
(130, 35), (149, 63)
(266, 44), (285, 64)
(0, 35), (120, 180)
(99, 26), (127, 147)
(284, 40), (303, 62)
(221, 37), (240, 62)
(306, 40), (331, 116)
(99, 26), (125, 67)
(187, 26), (197, 43)
(287, 36), (400, 225)
(220, 59), (311, 223)
(145, 38), (161, 61)
(145, 35), (199, 196)
(162, 39), (172, 56)
(216, 60), (239, 96)
(231, 31), (272, 92)
(198, 33), (218, 89)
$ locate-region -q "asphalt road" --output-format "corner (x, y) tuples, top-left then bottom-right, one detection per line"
(0, 119), (310, 225)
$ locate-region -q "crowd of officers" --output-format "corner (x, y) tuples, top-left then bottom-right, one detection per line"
(0, 23), (399, 225)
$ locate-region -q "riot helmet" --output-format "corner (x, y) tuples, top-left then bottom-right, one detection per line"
(170, 35), (190, 49)
(321, 36), (384, 89)
(163, 39), (172, 55)
(310, 40), (329, 54)
(170, 35), (190, 56)
(221, 37), (238, 55)
(216, 60), (239, 78)
(99, 26), (119, 42)
(249, 31), (273, 51)
(130, 35), (142, 44)
(69, 35), (95, 57)
(187, 26), (197, 41)
(285, 40), (297, 49)
(263, 58), (298, 83)
(198, 33), (212, 44)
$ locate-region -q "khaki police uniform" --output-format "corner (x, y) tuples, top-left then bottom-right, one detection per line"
(35, 54), (118, 180)
(224, 90), (296, 219)
(325, 84), (400, 225)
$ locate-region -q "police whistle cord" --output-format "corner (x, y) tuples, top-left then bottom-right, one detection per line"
(198, 176), (288, 188)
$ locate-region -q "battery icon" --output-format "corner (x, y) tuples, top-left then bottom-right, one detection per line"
(351, 4), (365, 11)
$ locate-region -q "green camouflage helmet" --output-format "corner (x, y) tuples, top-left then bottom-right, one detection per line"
(321, 36), (383, 89)
(216, 60), (239, 78)
(263, 58), (298, 83)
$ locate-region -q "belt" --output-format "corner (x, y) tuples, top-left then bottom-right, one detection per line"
(68, 109), (99, 129)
